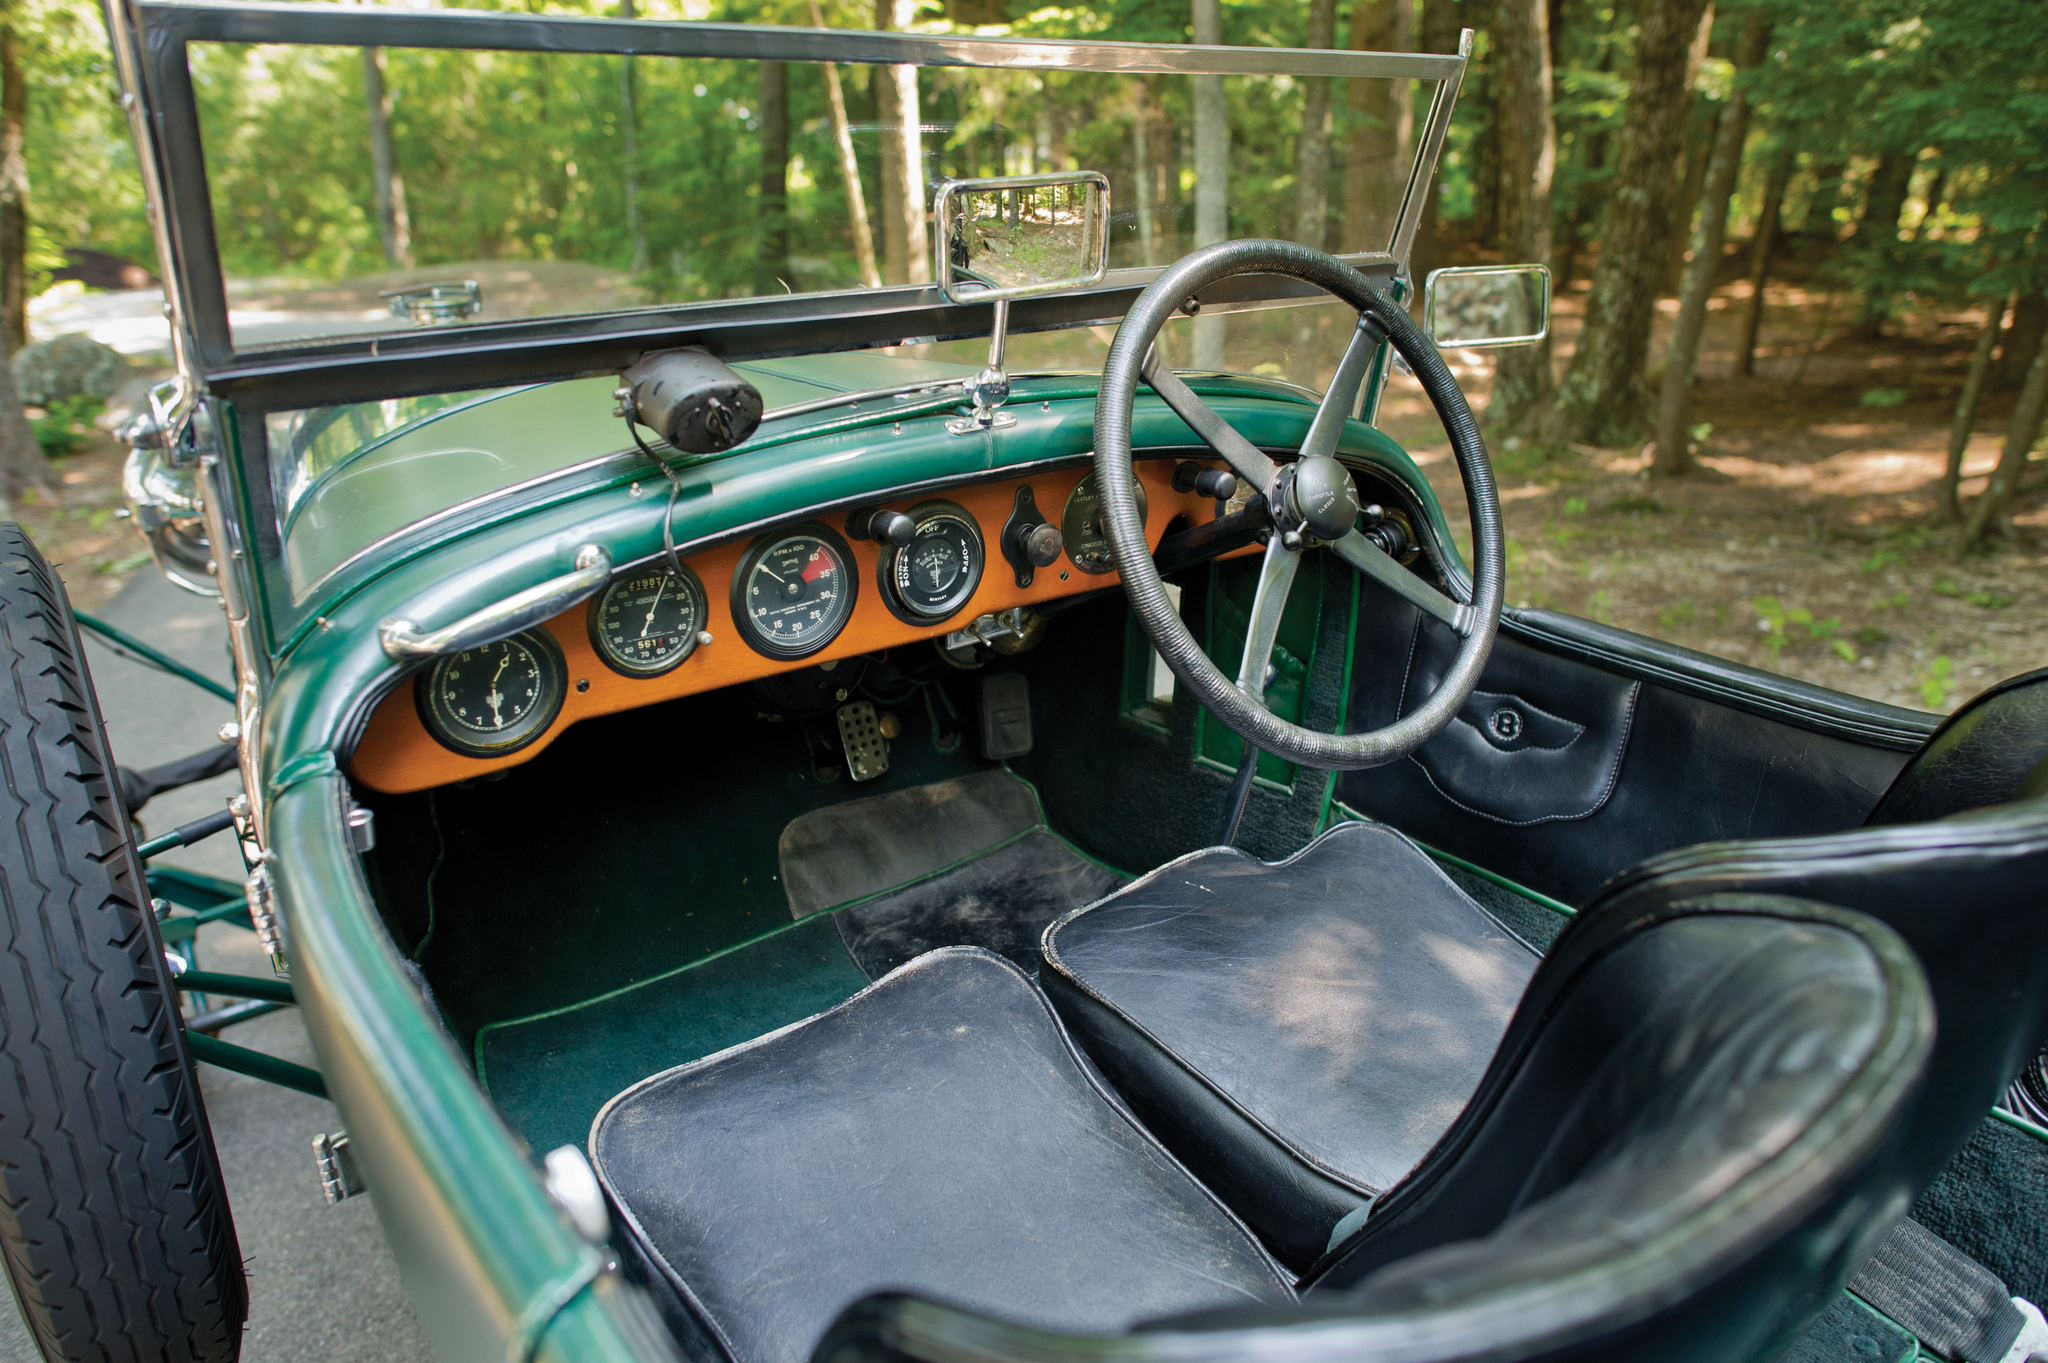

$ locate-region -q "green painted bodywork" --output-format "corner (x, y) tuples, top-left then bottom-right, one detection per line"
(247, 354), (1459, 1363)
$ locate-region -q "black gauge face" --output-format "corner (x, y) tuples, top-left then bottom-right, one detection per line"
(1062, 470), (1150, 575)
(731, 523), (859, 659)
(879, 502), (984, 624)
(589, 565), (708, 677)
(415, 629), (566, 758)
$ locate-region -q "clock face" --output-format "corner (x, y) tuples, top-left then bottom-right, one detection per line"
(416, 629), (566, 757)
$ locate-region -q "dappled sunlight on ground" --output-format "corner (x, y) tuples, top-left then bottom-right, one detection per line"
(1379, 277), (2046, 715)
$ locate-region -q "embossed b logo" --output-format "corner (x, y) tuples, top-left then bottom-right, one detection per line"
(1488, 705), (1523, 743)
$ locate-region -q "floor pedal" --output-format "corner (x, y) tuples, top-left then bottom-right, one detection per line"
(837, 701), (889, 782)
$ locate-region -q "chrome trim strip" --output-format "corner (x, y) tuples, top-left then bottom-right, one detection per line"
(378, 544), (612, 660)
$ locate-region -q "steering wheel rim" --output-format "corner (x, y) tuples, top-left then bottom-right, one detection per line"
(1094, 238), (1504, 771)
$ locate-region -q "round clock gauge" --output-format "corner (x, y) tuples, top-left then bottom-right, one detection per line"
(415, 628), (567, 758)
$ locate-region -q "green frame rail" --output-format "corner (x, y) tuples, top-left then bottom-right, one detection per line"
(75, 610), (235, 703)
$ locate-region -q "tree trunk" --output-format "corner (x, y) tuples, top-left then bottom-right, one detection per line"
(1490, 0), (1556, 429)
(1132, 85), (1158, 265)
(1999, 292), (2047, 389)
(1851, 151), (1913, 339)
(0, 15), (26, 354)
(619, 0), (647, 274)
(362, 48), (413, 271)
(809, 0), (880, 288)
(1295, 0), (1337, 250)
(1651, 11), (1767, 476)
(1191, 0), (1227, 366)
(874, 0), (930, 286)
(1405, 0), (1456, 291)
(1735, 141), (1791, 376)
(0, 337), (42, 511)
(1912, 163), (1946, 241)
(1960, 323), (2048, 552)
(1941, 296), (2009, 522)
(1661, 103), (1718, 297)
(1542, 0), (1715, 447)
(1343, 0), (1414, 261)
(755, 62), (790, 295)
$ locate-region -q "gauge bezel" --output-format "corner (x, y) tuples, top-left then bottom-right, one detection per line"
(876, 501), (985, 626)
(586, 563), (710, 678)
(1062, 470), (1149, 575)
(730, 521), (861, 661)
(414, 627), (567, 759)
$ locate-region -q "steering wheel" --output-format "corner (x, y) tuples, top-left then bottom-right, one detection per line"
(1095, 239), (1504, 771)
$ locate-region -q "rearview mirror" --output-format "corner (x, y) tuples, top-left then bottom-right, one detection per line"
(1423, 265), (1552, 349)
(934, 172), (1111, 305)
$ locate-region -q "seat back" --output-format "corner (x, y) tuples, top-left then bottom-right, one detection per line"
(1867, 668), (2048, 825)
(1581, 795), (2048, 1198)
(813, 895), (1932, 1363)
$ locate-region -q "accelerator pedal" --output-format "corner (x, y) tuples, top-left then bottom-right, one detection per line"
(837, 700), (890, 783)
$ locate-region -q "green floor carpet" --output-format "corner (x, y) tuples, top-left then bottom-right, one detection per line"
(477, 913), (870, 1156)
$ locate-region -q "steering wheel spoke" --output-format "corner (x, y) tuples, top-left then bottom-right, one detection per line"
(1299, 315), (1389, 462)
(1331, 529), (1474, 636)
(1236, 536), (1302, 705)
(1141, 350), (1279, 491)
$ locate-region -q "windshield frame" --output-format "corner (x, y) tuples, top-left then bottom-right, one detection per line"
(114, 0), (1464, 415)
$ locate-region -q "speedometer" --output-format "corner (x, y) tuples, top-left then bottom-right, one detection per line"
(731, 523), (859, 660)
(588, 564), (709, 677)
(877, 501), (983, 624)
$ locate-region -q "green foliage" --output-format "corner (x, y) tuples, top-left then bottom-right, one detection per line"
(29, 394), (103, 457)
(1859, 386), (1909, 407)
(1915, 654), (1953, 708)
(1752, 594), (1846, 663)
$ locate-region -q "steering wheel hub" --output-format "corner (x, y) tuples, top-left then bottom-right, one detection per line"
(1287, 456), (1361, 542)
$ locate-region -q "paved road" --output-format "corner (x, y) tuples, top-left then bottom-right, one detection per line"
(2, 568), (432, 1362)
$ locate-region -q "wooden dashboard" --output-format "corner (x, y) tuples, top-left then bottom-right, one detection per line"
(349, 458), (1237, 794)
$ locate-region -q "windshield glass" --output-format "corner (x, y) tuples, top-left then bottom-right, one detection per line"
(192, 38), (1437, 349)
(209, 26), (1449, 601)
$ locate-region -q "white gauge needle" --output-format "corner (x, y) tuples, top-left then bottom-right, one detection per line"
(758, 565), (788, 585)
(485, 654), (509, 728)
(639, 576), (669, 639)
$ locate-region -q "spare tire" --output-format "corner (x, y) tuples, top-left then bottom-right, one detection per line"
(0, 524), (246, 1362)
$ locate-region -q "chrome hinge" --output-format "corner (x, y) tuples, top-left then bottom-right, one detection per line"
(312, 1130), (364, 1204)
(346, 804), (376, 853)
(244, 863), (287, 974)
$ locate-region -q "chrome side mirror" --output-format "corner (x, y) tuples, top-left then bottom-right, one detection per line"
(932, 171), (1110, 434)
(379, 280), (483, 326)
(1423, 265), (1552, 349)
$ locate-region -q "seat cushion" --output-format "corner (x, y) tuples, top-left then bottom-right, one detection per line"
(590, 947), (1292, 1363)
(1040, 820), (1540, 1269)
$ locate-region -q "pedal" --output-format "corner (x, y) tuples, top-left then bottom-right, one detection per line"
(836, 700), (890, 782)
(980, 673), (1032, 759)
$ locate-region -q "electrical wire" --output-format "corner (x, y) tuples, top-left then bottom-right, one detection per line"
(626, 415), (690, 579)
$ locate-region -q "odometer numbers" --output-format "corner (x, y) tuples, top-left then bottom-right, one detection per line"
(878, 502), (984, 624)
(731, 523), (859, 660)
(415, 629), (567, 758)
(589, 564), (709, 677)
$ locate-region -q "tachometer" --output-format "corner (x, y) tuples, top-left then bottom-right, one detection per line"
(588, 564), (709, 677)
(1062, 469), (1149, 575)
(732, 523), (859, 660)
(415, 629), (566, 758)
(877, 501), (984, 624)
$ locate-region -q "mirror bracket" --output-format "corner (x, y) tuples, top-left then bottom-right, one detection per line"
(948, 298), (1018, 436)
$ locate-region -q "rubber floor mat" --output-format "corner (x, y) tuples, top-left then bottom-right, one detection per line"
(780, 769), (1042, 919)
(476, 914), (869, 1155)
(834, 828), (1126, 979)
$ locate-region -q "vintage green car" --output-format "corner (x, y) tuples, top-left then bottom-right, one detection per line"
(1, 3), (2044, 1362)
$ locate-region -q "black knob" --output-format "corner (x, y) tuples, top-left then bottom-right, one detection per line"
(1193, 468), (1237, 500)
(1017, 522), (1064, 567)
(871, 510), (916, 547)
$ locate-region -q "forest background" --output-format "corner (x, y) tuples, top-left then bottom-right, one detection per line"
(0, 0), (2044, 712)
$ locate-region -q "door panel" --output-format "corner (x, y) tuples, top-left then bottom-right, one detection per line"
(1339, 584), (1935, 904)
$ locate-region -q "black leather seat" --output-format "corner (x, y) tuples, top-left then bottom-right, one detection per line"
(1865, 667), (2048, 825)
(807, 894), (1930, 1363)
(1042, 799), (2048, 1270)
(1040, 821), (1539, 1267)
(591, 948), (1294, 1363)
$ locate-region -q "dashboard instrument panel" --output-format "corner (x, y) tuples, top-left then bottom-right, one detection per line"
(351, 458), (1241, 794)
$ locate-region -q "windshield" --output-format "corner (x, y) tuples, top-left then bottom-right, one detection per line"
(192, 37), (1440, 350)
(176, 19), (1453, 603)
